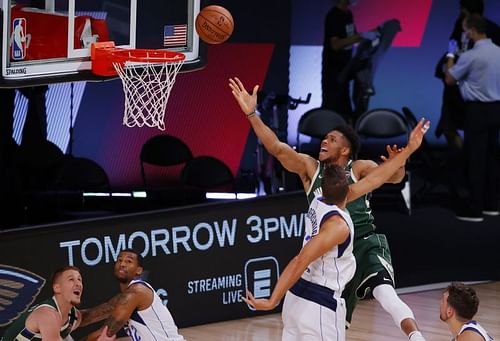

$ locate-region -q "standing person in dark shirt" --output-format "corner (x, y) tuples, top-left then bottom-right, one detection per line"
(322, 0), (378, 124)
(322, 0), (360, 122)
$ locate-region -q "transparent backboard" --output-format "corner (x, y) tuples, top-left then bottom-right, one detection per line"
(0, 0), (205, 87)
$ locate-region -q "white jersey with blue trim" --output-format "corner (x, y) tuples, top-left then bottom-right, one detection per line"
(455, 321), (493, 341)
(125, 279), (185, 341)
(301, 196), (356, 298)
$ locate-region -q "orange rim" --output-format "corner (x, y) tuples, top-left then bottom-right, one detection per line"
(110, 49), (186, 64)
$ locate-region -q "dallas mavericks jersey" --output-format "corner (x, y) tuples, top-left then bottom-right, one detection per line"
(306, 160), (375, 239)
(2, 296), (78, 341)
(455, 321), (494, 341)
(125, 279), (184, 341)
(301, 196), (356, 297)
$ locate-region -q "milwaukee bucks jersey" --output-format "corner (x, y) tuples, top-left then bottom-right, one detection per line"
(306, 160), (375, 239)
(2, 296), (78, 341)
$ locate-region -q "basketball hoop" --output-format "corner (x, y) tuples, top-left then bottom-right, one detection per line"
(91, 42), (185, 130)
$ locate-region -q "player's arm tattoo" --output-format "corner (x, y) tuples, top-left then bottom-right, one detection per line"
(104, 317), (128, 336)
(79, 294), (122, 327)
(103, 289), (138, 336)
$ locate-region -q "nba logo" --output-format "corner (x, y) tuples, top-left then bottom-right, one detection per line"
(11, 18), (27, 60)
(244, 257), (279, 310)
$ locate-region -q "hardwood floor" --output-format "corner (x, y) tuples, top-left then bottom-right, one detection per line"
(179, 281), (500, 340)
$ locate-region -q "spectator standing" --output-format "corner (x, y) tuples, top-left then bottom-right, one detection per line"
(445, 13), (500, 221)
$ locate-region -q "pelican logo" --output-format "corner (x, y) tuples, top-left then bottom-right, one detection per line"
(0, 264), (46, 327)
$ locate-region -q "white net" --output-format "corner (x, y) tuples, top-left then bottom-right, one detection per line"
(113, 58), (184, 130)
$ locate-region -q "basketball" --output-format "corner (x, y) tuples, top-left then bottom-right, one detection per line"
(195, 5), (234, 44)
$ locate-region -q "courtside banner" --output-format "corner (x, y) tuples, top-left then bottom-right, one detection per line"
(0, 191), (307, 334)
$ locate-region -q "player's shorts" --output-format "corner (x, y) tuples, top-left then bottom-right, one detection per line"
(342, 233), (394, 327)
(282, 278), (346, 341)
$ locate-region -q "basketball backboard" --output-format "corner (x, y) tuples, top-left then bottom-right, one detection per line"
(0, 0), (206, 87)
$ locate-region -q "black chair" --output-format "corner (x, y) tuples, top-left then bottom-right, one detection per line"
(297, 108), (347, 157)
(181, 156), (235, 193)
(402, 106), (462, 207)
(53, 157), (110, 192)
(0, 163), (25, 228)
(17, 140), (67, 224)
(140, 134), (193, 189)
(355, 108), (409, 139)
(18, 140), (67, 190)
(51, 157), (114, 219)
(354, 108), (412, 214)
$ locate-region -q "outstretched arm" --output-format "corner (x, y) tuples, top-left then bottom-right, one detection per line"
(330, 33), (362, 50)
(347, 118), (430, 202)
(379, 144), (406, 183)
(355, 144), (406, 185)
(243, 216), (349, 310)
(86, 286), (148, 341)
(229, 77), (317, 185)
(78, 294), (122, 328)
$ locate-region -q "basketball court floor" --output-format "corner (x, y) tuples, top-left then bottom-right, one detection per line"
(179, 281), (500, 340)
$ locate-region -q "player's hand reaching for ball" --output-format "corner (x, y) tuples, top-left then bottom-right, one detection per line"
(229, 77), (259, 117)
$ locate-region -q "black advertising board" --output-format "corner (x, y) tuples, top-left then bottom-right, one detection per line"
(0, 191), (308, 336)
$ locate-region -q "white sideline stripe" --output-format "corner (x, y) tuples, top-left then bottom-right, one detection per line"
(396, 280), (491, 294)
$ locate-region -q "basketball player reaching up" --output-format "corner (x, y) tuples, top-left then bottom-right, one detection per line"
(230, 77), (428, 341)
(244, 124), (427, 340)
(2, 266), (114, 341)
(85, 249), (185, 341)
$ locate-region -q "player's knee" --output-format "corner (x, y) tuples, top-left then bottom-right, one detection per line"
(373, 284), (414, 327)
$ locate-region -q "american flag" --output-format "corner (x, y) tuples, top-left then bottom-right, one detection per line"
(163, 24), (187, 47)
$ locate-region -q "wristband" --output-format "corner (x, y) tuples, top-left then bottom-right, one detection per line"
(246, 110), (256, 118)
(446, 53), (455, 59)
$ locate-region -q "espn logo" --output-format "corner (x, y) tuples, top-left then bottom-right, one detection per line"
(11, 18), (27, 60)
(244, 257), (279, 310)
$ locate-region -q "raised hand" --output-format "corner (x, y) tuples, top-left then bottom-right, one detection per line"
(229, 77), (258, 116)
(447, 39), (458, 55)
(380, 144), (403, 163)
(407, 118), (430, 152)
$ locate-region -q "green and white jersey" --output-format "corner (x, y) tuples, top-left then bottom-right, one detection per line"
(306, 160), (375, 239)
(2, 296), (78, 341)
